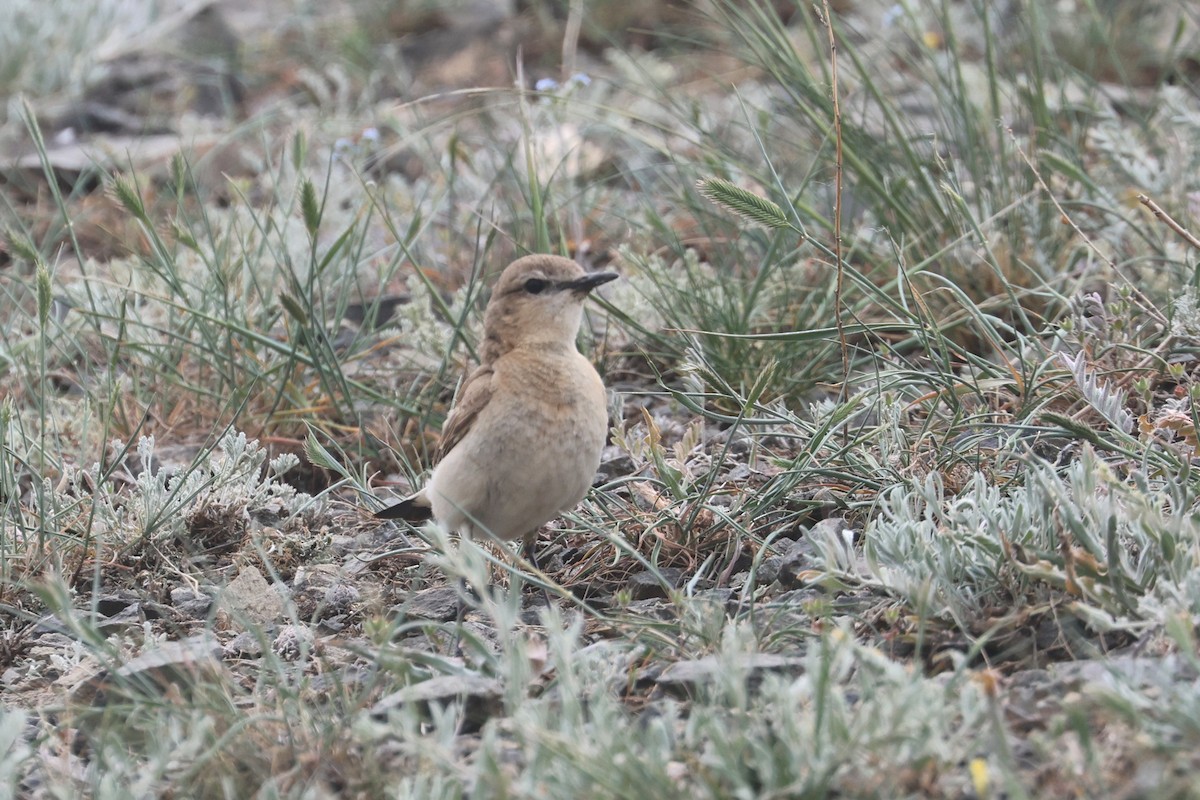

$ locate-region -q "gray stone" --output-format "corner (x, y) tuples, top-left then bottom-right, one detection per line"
(69, 636), (224, 707)
(273, 625), (315, 661)
(628, 568), (684, 600)
(171, 586), (212, 618)
(217, 565), (284, 629)
(1050, 654), (1197, 688)
(94, 592), (139, 617)
(623, 598), (675, 620)
(224, 631), (264, 658)
(756, 556), (784, 586)
(372, 675), (503, 733)
(693, 588), (735, 610)
(396, 586), (462, 622)
(807, 516), (857, 546)
(654, 653), (806, 697)
(95, 602), (144, 631)
(775, 536), (816, 589)
(322, 583), (361, 615)
(116, 636), (223, 679)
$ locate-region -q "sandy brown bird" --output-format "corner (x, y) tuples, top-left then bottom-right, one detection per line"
(376, 254), (617, 583)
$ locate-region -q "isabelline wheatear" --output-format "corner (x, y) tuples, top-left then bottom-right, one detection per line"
(377, 254), (617, 588)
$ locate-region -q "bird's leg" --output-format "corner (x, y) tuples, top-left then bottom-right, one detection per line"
(452, 531), (476, 655)
(451, 576), (468, 656)
(523, 537), (554, 610)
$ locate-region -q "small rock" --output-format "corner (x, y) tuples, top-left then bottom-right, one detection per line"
(808, 516), (857, 546)
(139, 600), (174, 621)
(693, 588), (735, 611)
(68, 638), (224, 729)
(1050, 654), (1197, 687)
(217, 565), (284, 630)
(30, 631), (73, 649)
(273, 625), (315, 661)
(622, 598), (675, 620)
(767, 588), (826, 609)
(654, 653), (806, 697)
(628, 568), (684, 600)
(596, 450), (635, 483)
(292, 565), (344, 620)
(519, 607), (548, 625)
(68, 637), (225, 705)
(224, 631), (263, 658)
(322, 583), (360, 615)
(94, 592), (139, 617)
(776, 537), (816, 589)
(708, 492), (735, 508)
(171, 587), (212, 618)
(329, 534), (359, 558)
(713, 426), (754, 455)
(396, 586), (462, 622)
(309, 665), (371, 696)
(724, 463), (752, 482)
(95, 603), (144, 631)
(116, 637), (223, 680)
(371, 675), (503, 733)
(756, 557), (784, 586)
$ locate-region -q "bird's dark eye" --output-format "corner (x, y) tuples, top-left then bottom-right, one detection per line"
(523, 278), (548, 294)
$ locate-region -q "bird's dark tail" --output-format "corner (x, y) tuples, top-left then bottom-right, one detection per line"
(375, 493), (434, 522)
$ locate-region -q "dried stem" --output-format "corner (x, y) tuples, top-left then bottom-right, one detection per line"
(1138, 193), (1200, 252)
(819, 0), (848, 402)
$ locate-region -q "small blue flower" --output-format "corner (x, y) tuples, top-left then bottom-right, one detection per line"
(535, 77), (559, 92)
(569, 72), (591, 86)
(361, 127), (381, 143)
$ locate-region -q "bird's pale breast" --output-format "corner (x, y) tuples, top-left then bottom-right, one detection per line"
(427, 348), (607, 542)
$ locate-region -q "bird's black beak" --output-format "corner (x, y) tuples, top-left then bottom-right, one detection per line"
(563, 272), (619, 294)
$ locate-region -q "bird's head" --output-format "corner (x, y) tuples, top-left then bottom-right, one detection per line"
(481, 255), (617, 357)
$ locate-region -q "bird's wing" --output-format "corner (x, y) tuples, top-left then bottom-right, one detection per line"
(436, 363), (495, 462)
